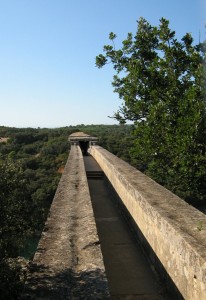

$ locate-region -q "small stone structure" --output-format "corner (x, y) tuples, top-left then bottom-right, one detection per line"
(69, 132), (98, 154)
(88, 145), (206, 300)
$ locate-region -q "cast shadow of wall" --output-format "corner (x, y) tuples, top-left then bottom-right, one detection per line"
(21, 262), (110, 300)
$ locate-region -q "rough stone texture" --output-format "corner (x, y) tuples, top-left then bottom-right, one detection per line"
(69, 132), (91, 137)
(88, 145), (206, 300)
(22, 145), (110, 299)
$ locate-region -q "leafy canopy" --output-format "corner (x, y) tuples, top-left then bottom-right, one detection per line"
(96, 17), (206, 202)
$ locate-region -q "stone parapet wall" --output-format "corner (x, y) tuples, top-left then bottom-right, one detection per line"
(88, 145), (206, 300)
(23, 145), (110, 299)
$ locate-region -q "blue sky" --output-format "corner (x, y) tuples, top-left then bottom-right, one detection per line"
(0, 0), (205, 128)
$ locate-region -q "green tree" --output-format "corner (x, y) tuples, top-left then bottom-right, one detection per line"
(0, 158), (36, 299)
(96, 18), (206, 202)
(0, 159), (34, 259)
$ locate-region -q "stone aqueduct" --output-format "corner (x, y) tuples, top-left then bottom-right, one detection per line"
(23, 132), (206, 299)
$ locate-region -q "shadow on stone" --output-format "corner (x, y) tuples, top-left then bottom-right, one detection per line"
(22, 263), (110, 299)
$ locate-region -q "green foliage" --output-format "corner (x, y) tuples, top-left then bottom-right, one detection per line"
(0, 158), (35, 299)
(0, 258), (27, 300)
(0, 126), (72, 298)
(96, 17), (206, 203)
(0, 159), (34, 259)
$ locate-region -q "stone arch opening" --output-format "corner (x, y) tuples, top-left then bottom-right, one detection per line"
(69, 132), (98, 155)
(79, 141), (89, 155)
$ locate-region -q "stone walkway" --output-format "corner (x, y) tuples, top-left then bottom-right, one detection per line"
(22, 146), (110, 299)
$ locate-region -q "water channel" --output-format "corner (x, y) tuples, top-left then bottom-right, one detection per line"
(84, 155), (173, 300)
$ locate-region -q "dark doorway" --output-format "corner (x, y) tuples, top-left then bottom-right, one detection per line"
(79, 141), (89, 155)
